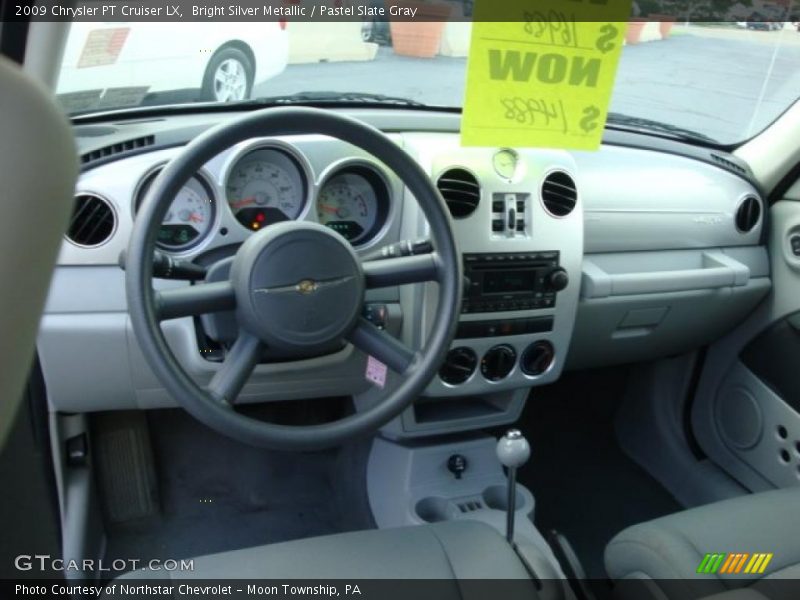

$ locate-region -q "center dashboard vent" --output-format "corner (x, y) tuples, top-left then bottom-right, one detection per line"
(437, 168), (480, 218)
(66, 194), (117, 247)
(735, 196), (761, 233)
(541, 171), (577, 217)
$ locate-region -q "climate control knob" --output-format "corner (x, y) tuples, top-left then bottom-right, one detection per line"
(521, 341), (555, 376)
(439, 347), (478, 385)
(480, 344), (517, 382)
(546, 268), (569, 292)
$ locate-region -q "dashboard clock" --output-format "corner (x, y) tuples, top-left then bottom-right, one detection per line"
(493, 148), (519, 181)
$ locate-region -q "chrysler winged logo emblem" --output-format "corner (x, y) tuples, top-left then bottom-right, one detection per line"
(296, 279), (318, 295)
(253, 275), (354, 296)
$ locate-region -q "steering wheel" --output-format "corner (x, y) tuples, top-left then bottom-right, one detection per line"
(126, 107), (461, 450)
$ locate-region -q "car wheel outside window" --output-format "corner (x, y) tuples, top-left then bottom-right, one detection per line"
(202, 47), (254, 103)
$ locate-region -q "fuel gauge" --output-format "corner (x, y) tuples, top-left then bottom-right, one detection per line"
(136, 171), (216, 251)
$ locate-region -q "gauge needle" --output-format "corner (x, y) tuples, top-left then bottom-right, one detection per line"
(318, 204), (339, 215)
(189, 213), (204, 223)
(231, 197), (256, 209)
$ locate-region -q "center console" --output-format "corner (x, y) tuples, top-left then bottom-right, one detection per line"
(367, 434), (566, 586)
(378, 137), (583, 439)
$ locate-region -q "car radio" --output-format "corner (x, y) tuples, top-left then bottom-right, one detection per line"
(462, 252), (568, 313)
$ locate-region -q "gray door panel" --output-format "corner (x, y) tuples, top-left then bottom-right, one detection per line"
(693, 199), (800, 491)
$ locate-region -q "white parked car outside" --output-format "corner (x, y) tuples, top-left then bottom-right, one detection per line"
(57, 22), (289, 109)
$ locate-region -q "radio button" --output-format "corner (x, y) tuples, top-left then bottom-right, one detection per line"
(545, 267), (569, 291)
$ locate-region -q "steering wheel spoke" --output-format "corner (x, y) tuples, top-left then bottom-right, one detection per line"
(155, 281), (236, 321)
(208, 332), (262, 405)
(362, 253), (441, 289)
(347, 317), (418, 374)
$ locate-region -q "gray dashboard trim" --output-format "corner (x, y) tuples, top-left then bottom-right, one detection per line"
(73, 108), (754, 185)
(41, 114), (771, 425)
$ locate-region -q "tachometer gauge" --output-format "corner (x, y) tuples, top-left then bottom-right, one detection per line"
(316, 165), (390, 246)
(136, 171), (215, 251)
(226, 147), (307, 231)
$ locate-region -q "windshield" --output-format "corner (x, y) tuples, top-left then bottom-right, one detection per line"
(57, 18), (800, 145)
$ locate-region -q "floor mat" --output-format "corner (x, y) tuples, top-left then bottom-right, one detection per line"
(103, 405), (371, 566)
(512, 367), (682, 581)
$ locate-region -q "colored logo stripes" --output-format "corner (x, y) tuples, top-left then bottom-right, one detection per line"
(697, 553), (773, 575)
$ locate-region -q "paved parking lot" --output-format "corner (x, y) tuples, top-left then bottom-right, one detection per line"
(256, 25), (800, 143)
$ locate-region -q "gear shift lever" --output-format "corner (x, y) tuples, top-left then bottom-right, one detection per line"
(496, 429), (530, 544)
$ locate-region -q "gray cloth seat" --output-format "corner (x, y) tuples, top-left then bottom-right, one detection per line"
(0, 58), (76, 447)
(605, 487), (800, 600)
(115, 521), (551, 599)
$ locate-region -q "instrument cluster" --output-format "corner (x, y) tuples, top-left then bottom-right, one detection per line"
(134, 143), (392, 253)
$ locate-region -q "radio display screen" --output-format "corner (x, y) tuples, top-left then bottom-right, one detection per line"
(483, 269), (536, 294)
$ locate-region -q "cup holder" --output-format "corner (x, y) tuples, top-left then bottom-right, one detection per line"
(416, 486), (529, 523)
(482, 484), (525, 511)
(415, 497), (459, 522)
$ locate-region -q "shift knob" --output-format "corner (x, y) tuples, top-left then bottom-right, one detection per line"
(496, 429), (531, 469)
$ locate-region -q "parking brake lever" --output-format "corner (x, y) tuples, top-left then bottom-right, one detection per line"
(118, 249), (207, 281)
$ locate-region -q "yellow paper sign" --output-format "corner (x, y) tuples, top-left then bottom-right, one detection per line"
(461, 0), (631, 150)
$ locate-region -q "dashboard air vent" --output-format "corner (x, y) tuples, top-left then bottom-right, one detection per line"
(735, 196), (761, 233)
(80, 135), (155, 167)
(66, 194), (116, 247)
(711, 153), (747, 176)
(437, 168), (480, 218)
(541, 171), (577, 217)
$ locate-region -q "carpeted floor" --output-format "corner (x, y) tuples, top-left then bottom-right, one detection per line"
(511, 367), (682, 582)
(101, 369), (682, 586)
(102, 403), (372, 566)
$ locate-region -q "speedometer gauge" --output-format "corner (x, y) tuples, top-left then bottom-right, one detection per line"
(136, 171), (215, 251)
(226, 147), (307, 231)
(316, 165), (390, 246)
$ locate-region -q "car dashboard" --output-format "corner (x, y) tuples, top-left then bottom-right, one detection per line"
(38, 108), (771, 438)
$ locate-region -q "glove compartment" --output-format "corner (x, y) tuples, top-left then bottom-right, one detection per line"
(567, 247), (770, 369)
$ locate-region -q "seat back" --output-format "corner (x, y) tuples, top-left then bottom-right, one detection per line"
(0, 56), (77, 446)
